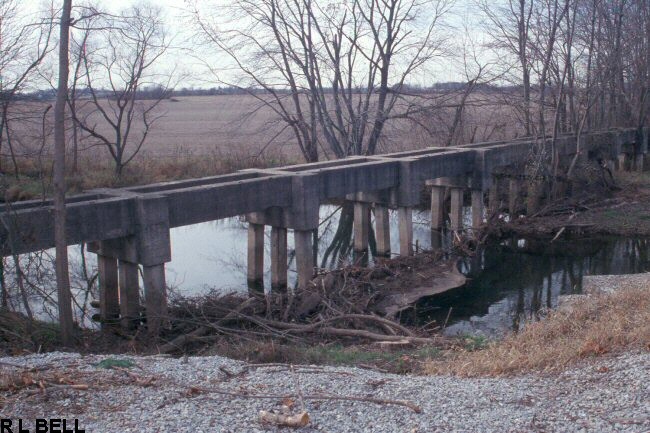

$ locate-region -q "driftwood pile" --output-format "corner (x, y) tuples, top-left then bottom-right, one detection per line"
(160, 253), (459, 354)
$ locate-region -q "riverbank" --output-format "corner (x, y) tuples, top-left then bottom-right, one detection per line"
(1, 350), (647, 432)
(495, 171), (650, 238)
(425, 273), (649, 376)
(2, 274), (648, 431)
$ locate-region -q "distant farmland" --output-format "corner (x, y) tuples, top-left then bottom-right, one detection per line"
(10, 93), (519, 167)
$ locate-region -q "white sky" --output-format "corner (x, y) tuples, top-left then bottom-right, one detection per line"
(23, 0), (498, 88)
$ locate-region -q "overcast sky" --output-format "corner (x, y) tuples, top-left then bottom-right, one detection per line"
(24, 0), (495, 88)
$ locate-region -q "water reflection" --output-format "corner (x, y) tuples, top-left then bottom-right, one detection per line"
(404, 236), (650, 337)
(4, 202), (648, 337)
(166, 204), (445, 293)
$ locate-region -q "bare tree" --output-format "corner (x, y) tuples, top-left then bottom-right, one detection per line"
(54, 0), (74, 346)
(0, 0), (55, 177)
(191, 0), (453, 162)
(480, 0), (535, 136)
(72, 3), (172, 176)
(481, 0), (649, 184)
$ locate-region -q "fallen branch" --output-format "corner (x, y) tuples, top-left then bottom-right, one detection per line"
(186, 384), (422, 413)
(550, 227), (566, 242)
(160, 297), (258, 353)
(24, 383), (89, 396)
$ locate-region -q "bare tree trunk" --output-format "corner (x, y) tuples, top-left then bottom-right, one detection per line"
(519, 0), (532, 136)
(53, 0), (74, 346)
(0, 258), (6, 308)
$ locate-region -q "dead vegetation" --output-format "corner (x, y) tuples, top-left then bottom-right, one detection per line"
(0, 148), (297, 202)
(424, 279), (650, 377)
(0, 309), (61, 354)
(160, 253), (462, 356)
(490, 170), (650, 239)
(0, 357), (423, 421)
(0, 251), (462, 372)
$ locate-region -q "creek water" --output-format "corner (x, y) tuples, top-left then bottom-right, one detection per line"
(164, 205), (454, 292)
(7, 205), (650, 336)
(403, 235), (650, 337)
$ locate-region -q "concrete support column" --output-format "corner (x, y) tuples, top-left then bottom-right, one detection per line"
(618, 153), (628, 171)
(488, 179), (499, 217)
(118, 260), (140, 329)
(132, 194), (171, 334)
(353, 201), (370, 253)
(471, 189), (484, 230)
(294, 230), (314, 290)
(526, 180), (543, 215)
(143, 264), (166, 335)
(449, 187), (464, 231)
(270, 226), (288, 290)
(374, 204), (391, 257)
(247, 223), (265, 291)
(398, 207), (413, 257)
(97, 254), (119, 328)
(508, 179), (520, 217)
(430, 186), (446, 230)
(430, 229), (443, 250)
(635, 154), (645, 172)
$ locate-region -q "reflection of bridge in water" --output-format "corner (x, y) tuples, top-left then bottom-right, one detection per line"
(1, 128), (647, 333)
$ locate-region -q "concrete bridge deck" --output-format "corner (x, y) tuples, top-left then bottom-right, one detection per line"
(0, 127), (647, 333)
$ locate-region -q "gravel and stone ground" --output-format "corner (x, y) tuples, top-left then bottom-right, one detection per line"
(583, 273), (650, 295)
(1, 350), (648, 433)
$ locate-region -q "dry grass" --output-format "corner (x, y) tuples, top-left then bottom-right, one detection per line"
(1, 93), (521, 200)
(9, 94), (520, 160)
(1, 147), (297, 201)
(424, 281), (650, 377)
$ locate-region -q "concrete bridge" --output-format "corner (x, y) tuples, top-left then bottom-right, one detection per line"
(0, 127), (647, 333)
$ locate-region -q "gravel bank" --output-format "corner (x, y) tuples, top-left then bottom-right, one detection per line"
(583, 273), (650, 295)
(1, 350), (648, 433)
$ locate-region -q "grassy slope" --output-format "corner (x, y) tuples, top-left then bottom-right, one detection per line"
(424, 279), (649, 376)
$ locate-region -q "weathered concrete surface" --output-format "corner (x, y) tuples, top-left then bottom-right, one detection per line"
(1, 128), (645, 258)
(374, 204), (391, 257)
(270, 226), (288, 290)
(0, 127), (645, 331)
(246, 223), (265, 288)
